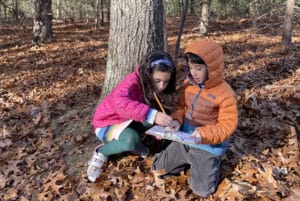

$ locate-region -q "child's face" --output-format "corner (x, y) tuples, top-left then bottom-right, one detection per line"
(188, 62), (208, 84)
(152, 70), (171, 93)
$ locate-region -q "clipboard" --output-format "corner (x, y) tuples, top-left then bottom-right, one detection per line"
(145, 125), (195, 145)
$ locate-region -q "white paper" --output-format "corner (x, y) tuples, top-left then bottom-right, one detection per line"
(146, 125), (195, 145)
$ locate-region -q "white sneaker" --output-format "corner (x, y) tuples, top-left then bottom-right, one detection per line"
(87, 145), (108, 182)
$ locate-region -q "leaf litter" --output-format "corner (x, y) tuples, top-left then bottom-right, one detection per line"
(0, 17), (299, 200)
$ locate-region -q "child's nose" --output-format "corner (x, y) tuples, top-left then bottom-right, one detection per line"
(158, 83), (166, 91)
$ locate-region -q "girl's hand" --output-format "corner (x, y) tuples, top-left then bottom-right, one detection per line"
(155, 112), (172, 127)
(191, 130), (202, 144)
(166, 120), (180, 131)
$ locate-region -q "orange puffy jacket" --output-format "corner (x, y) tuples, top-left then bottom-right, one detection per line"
(172, 40), (238, 145)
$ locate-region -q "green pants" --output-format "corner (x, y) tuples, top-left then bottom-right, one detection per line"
(98, 121), (151, 156)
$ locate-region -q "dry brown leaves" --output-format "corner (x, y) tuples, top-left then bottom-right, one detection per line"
(0, 18), (299, 200)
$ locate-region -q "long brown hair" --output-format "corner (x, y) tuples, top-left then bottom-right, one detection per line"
(139, 51), (179, 114)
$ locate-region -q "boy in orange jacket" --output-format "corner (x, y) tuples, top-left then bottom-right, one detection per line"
(152, 40), (238, 197)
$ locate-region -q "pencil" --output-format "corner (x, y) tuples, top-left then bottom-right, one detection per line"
(154, 93), (166, 114)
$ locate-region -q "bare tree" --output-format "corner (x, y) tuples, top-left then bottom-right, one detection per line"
(13, 0), (18, 20)
(56, 0), (62, 19)
(32, 0), (54, 44)
(0, 0), (8, 19)
(199, 0), (211, 36)
(95, 0), (104, 27)
(281, 0), (295, 47)
(100, 0), (166, 99)
(104, 0), (110, 22)
(174, 0), (189, 65)
(189, 0), (195, 14)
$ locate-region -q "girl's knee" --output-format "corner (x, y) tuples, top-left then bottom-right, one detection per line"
(120, 130), (140, 150)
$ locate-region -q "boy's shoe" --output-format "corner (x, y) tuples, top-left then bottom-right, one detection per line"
(87, 144), (108, 182)
(133, 143), (149, 158)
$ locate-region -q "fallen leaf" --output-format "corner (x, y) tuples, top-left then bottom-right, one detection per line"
(0, 125), (10, 138)
(0, 138), (12, 148)
(283, 189), (300, 201)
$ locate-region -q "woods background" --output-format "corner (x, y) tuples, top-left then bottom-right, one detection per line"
(0, 0), (300, 201)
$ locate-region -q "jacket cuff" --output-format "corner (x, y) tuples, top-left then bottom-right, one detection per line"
(146, 109), (158, 124)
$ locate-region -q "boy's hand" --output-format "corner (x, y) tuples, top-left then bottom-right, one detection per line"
(154, 136), (162, 140)
(166, 120), (180, 131)
(155, 112), (172, 127)
(192, 130), (202, 144)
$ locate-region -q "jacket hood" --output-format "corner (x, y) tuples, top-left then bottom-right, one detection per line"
(185, 40), (224, 89)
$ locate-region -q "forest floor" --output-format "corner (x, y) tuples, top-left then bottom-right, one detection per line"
(0, 16), (300, 201)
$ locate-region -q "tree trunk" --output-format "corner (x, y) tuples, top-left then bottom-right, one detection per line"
(4, 3), (7, 19)
(95, 0), (104, 27)
(100, 0), (166, 99)
(56, 0), (61, 19)
(189, 0), (194, 14)
(79, 1), (83, 18)
(85, 0), (88, 23)
(199, 0), (211, 36)
(32, 0), (54, 44)
(105, 0), (110, 22)
(100, 0), (104, 24)
(174, 0), (188, 65)
(162, 1), (168, 52)
(95, 0), (99, 27)
(0, 3), (3, 20)
(281, 0), (295, 47)
(13, 0), (18, 20)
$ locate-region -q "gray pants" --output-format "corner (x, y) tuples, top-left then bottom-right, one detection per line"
(152, 142), (222, 197)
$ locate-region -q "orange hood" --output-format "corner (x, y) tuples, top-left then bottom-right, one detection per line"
(185, 40), (224, 89)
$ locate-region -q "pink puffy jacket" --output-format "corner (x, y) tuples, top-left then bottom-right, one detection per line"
(92, 69), (151, 129)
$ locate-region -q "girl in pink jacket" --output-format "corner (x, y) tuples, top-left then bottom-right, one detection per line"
(87, 51), (178, 182)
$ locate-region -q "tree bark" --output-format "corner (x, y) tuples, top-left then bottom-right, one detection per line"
(189, 0), (195, 14)
(100, 0), (166, 99)
(13, 0), (18, 20)
(95, 0), (104, 27)
(4, 2), (7, 19)
(56, 0), (61, 19)
(85, 0), (89, 23)
(105, 0), (110, 22)
(281, 0), (295, 47)
(199, 0), (211, 36)
(174, 0), (188, 65)
(32, 0), (54, 44)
